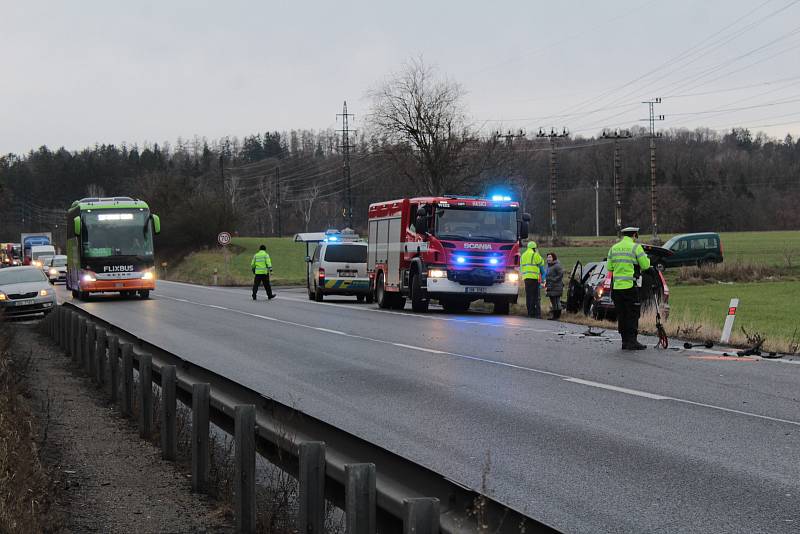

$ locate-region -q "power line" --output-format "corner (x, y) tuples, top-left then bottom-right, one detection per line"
(536, 127), (569, 238)
(641, 98), (665, 243)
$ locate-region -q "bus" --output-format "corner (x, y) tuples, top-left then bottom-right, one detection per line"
(66, 197), (161, 300)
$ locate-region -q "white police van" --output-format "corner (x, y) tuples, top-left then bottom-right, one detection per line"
(295, 229), (372, 303)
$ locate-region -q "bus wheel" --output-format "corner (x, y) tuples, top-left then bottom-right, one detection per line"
(139, 290), (150, 299)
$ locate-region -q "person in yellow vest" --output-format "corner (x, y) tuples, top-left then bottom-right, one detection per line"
(607, 227), (651, 350)
(520, 241), (546, 318)
(251, 245), (275, 301)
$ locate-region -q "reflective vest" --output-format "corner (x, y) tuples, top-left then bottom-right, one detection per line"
(520, 248), (545, 281)
(250, 250), (272, 275)
(607, 236), (650, 290)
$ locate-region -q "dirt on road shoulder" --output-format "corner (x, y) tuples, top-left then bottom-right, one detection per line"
(8, 322), (233, 533)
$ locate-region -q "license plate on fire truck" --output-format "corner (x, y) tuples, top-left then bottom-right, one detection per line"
(465, 287), (487, 293)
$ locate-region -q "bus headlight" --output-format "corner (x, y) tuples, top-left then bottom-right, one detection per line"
(428, 269), (446, 278)
(142, 270), (154, 281)
(506, 272), (520, 283)
(82, 273), (96, 283)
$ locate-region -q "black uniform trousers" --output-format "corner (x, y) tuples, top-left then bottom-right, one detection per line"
(611, 287), (641, 345)
(524, 279), (541, 318)
(252, 274), (274, 298)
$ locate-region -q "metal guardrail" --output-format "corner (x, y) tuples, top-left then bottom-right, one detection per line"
(45, 303), (559, 534)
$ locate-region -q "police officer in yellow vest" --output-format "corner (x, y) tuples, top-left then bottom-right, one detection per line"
(607, 227), (651, 350)
(520, 241), (546, 318)
(251, 245), (275, 300)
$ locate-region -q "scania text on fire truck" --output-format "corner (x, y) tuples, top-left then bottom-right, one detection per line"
(367, 196), (530, 314)
(66, 197), (161, 300)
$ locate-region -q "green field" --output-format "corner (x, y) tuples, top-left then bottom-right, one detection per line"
(167, 231), (800, 349)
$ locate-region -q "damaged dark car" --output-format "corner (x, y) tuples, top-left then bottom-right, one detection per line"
(565, 244), (672, 321)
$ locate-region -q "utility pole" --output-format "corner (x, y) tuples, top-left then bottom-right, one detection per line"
(536, 127), (569, 239)
(336, 101), (356, 229)
(601, 128), (632, 236)
(641, 98), (664, 243)
(274, 166), (282, 237)
(594, 179), (600, 237)
(495, 129), (525, 149)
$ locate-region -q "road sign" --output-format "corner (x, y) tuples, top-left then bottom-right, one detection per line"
(217, 232), (232, 246)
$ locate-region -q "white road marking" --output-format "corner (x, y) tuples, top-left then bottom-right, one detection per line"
(564, 378), (670, 400)
(161, 283), (800, 365)
(152, 293), (800, 427)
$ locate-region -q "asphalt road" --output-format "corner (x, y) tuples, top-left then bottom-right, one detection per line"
(57, 282), (800, 533)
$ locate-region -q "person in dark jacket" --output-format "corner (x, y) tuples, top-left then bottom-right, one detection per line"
(544, 252), (564, 320)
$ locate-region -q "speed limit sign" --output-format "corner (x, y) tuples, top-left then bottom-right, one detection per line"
(217, 232), (232, 246)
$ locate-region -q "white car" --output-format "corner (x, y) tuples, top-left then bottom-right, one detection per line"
(0, 266), (57, 318)
(45, 255), (67, 283)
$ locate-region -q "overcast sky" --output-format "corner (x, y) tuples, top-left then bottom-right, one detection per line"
(2, 0), (799, 154)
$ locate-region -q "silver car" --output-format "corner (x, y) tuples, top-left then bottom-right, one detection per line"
(0, 266), (57, 318)
(45, 255), (67, 283)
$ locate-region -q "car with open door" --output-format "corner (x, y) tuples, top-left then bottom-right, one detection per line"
(565, 244), (672, 321)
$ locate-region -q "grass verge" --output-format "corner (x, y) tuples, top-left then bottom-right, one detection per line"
(0, 323), (60, 532)
(166, 237), (309, 286)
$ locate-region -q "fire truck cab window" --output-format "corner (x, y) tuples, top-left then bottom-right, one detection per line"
(434, 208), (516, 242)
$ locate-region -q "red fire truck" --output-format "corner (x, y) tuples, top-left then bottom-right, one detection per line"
(367, 196), (530, 314)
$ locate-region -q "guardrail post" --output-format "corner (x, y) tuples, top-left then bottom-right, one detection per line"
(84, 323), (95, 376)
(138, 354), (153, 438)
(74, 317), (83, 367)
(235, 404), (256, 534)
(191, 383), (210, 493)
(403, 498), (439, 534)
(298, 441), (326, 534)
(346, 463), (376, 534)
(58, 307), (66, 349)
(70, 313), (79, 363)
(122, 344), (133, 417)
(160, 365), (177, 461)
(94, 328), (107, 386)
(108, 335), (119, 403)
(62, 309), (70, 355)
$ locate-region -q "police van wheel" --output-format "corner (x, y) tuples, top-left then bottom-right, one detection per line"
(493, 300), (510, 315)
(307, 286), (315, 300)
(314, 285), (324, 302)
(410, 274), (429, 313)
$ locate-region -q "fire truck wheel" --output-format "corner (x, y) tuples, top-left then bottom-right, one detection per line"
(376, 273), (390, 309)
(391, 297), (407, 310)
(410, 274), (429, 313)
(493, 300), (510, 315)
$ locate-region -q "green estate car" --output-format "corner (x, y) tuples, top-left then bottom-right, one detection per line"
(655, 232), (723, 270)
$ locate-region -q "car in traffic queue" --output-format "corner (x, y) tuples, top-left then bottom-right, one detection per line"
(565, 244), (672, 321)
(303, 230), (372, 303)
(45, 255), (67, 284)
(0, 266), (57, 318)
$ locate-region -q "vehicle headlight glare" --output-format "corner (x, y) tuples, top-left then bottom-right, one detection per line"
(49, 268), (58, 275)
(428, 269), (446, 279)
(0, 293), (6, 301)
(82, 273), (96, 282)
(39, 289), (50, 296)
(506, 272), (520, 283)
(142, 271), (154, 280)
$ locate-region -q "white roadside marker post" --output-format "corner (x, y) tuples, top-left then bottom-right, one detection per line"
(720, 298), (739, 344)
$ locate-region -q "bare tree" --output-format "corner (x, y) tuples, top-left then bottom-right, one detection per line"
(367, 57), (485, 195)
(296, 181), (322, 232)
(256, 174), (277, 235)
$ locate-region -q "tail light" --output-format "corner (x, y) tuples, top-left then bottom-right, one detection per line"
(318, 267), (325, 282)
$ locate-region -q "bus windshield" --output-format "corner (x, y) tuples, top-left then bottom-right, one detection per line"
(82, 210), (154, 258)
(434, 207), (517, 242)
